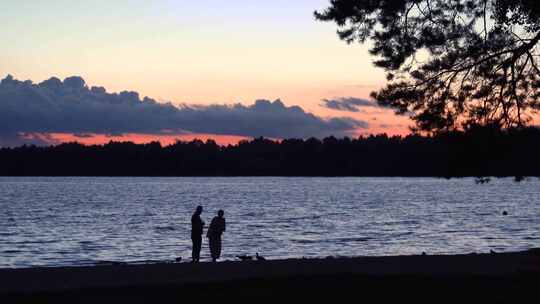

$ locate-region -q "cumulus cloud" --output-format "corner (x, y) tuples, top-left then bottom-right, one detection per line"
(321, 97), (380, 112)
(0, 75), (369, 146)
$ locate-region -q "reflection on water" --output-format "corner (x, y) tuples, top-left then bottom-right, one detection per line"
(0, 177), (539, 268)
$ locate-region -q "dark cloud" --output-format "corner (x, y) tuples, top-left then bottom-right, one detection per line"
(321, 97), (380, 112)
(0, 131), (58, 147)
(73, 133), (94, 138)
(0, 75), (369, 146)
(379, 123), (407, 129)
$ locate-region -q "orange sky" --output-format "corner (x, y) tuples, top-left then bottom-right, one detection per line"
(1, 1), (413, 146)
(48, 133), (249, 146)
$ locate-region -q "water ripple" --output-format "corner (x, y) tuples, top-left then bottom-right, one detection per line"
(0, 176), (539, 268)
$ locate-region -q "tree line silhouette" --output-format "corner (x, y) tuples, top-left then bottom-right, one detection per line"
(1, 127), (539, 177)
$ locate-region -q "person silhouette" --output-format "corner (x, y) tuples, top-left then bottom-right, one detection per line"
(207, 210), (226, 262)
(191, 206), (204, 262)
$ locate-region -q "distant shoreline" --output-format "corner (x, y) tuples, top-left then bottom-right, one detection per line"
(3, 128), (540, 177)
(2, 249), (539, 302)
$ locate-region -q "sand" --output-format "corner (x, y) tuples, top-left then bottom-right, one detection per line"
(1, 249), (539, 302)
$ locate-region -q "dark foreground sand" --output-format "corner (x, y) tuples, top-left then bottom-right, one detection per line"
(1, 250), (539, 303)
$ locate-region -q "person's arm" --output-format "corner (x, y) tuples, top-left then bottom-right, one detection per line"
(222, 219), (226, 232)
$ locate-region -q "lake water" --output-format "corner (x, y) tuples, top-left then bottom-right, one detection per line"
(0, 177), (539, 268)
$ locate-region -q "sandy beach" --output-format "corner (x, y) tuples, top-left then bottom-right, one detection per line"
(1, 249), (539, 302)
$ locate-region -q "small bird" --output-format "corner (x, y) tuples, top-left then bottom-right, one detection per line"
(236, 255), (253, 261)
(175, 257), (182, 263)
(421, 252), (427, 256)
(256, 253), (266, 261)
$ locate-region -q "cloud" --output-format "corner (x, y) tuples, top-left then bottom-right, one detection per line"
(73, 133), (94, 138)
(0, 131), (58, 147)
(0, 75), (369, 146)
(321, 97), (380, 112)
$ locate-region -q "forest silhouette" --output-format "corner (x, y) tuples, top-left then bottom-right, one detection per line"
(1, 127), (539, 178)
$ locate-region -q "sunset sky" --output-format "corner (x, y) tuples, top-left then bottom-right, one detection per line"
(0, 0), (412, 146)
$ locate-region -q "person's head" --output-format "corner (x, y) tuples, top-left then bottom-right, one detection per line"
(218, 210), (224, 218)
(195, 206), (203, 214)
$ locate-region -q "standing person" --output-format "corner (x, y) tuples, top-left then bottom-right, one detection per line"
(207, 210), (226, 262)
(191, 206), (204, 263)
